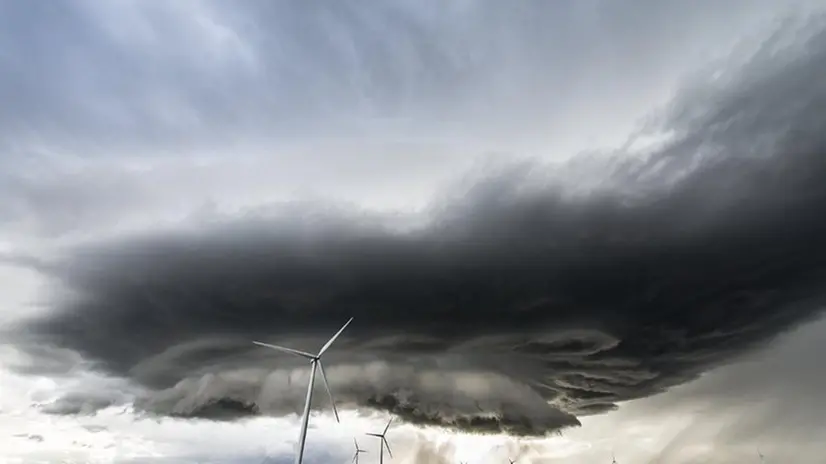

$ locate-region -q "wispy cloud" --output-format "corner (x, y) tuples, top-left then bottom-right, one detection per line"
(0, 0), (808, 159)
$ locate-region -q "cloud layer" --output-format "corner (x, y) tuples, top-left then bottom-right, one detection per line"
(1, 0), (807, 162)
(5, 12), (826, 438)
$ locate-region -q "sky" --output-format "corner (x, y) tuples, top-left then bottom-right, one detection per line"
(1, 1), (826, 463)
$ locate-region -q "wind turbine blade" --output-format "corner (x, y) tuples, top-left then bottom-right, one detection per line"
(352, 452), (357, 463)
(354, 438), (358, 449)
(317, 317), (353, 356)
(317, 361), (340, 422)
(383, 417), (392, 434)
(383, 438), (393, 458)
(252, 341), (315, 360)
(366, 433), (382, 437)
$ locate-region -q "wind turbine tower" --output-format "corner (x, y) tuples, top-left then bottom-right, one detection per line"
(253, 317), (353, 464)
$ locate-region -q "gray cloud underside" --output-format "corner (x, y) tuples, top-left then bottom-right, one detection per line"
(7, 13), (826, 437)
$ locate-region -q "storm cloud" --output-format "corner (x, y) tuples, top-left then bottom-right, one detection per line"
(6, 12), (826, 437)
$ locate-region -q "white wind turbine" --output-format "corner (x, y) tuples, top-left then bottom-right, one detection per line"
(352, 438), (367, 463)
(253, 317), (354, 464)
(366, 417), (394, 464)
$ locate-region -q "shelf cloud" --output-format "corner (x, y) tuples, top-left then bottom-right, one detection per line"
(5, 12), (826, 437)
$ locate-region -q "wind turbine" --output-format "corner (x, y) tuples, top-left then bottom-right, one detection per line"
(253, 317), (353, 464)
(352, 438), (367, 463)
(758, 449), (765, 463)
(366, 417), (394, 464)
(509, 459), (517, 464)
(612, 452), (618, 464)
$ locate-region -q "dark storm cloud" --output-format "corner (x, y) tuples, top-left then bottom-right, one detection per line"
(8, 14), (826, 436)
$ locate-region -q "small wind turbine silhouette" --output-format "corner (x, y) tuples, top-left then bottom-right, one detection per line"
(352, 438), (367, 463)
(253, 317), (353, 464)
(758, 449), (765, 463)
(509, 459), (517, 464)
(612, 452), (618, 464)
(366, 417), (394, 464)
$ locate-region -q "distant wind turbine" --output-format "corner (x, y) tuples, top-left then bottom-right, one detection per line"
(253, 317), (353, 464)
(758, 449), (765, 463)
(612, 452), (618, 464)
(509, 459), (517, 464)
(366, 417), (394, 464)
(352, 438), (367, 463)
